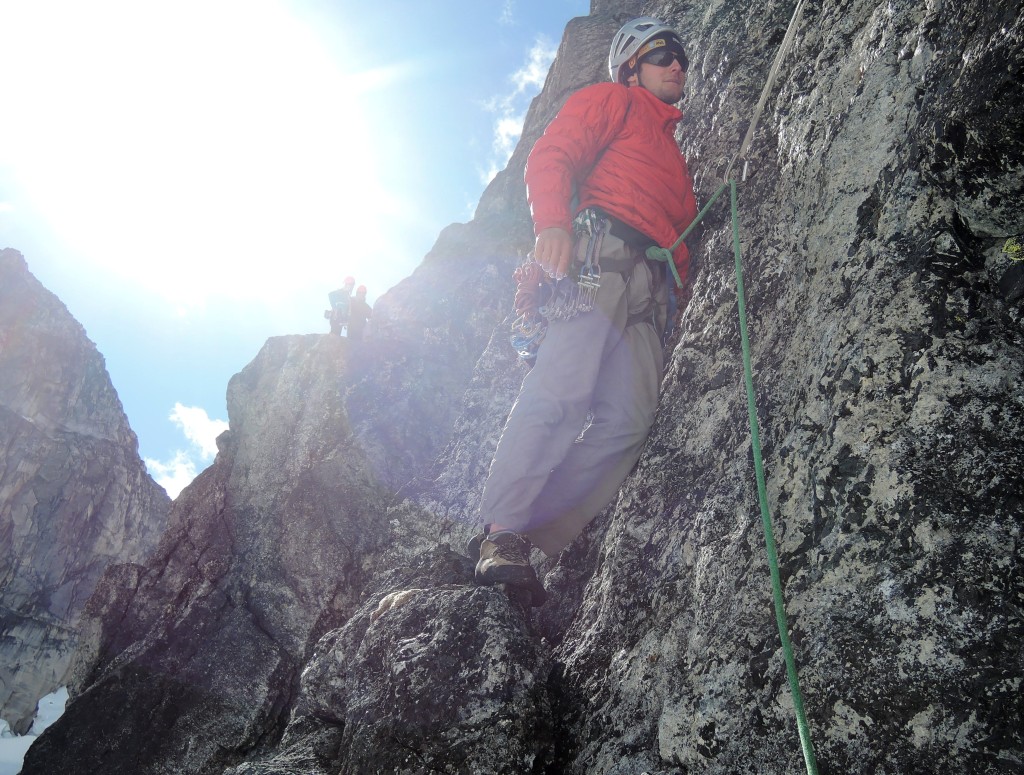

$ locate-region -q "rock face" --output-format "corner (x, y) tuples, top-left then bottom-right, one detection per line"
(21, 1), (1024, 773)
(0, 249), (170, 733)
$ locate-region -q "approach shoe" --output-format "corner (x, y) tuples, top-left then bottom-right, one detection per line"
(474, 530), (547, 607)
(466, 531), (485, 560)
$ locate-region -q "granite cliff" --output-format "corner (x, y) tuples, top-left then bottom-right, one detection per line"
(20, 0), (1024, 773)
(0, 249), (170, 735)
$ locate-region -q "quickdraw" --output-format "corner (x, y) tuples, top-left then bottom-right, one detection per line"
(566, 208), (605, 318)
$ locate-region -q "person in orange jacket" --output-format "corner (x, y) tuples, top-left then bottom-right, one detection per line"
(472, 17), (698, 606)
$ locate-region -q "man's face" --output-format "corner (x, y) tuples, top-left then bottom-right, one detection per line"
(634, 55), (687, 104)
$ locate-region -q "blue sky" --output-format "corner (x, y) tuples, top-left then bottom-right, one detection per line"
(0, 0), (590, 497)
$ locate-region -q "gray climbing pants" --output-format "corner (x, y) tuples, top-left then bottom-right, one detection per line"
(480, 230), (667, 556)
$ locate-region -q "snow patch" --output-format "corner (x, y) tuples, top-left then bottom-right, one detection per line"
(0, 687), (68, 775)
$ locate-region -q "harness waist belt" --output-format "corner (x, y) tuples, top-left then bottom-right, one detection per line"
(604, 213), (657, 250)
(574, 207), (663, 279)
(626, 306), (655, 328)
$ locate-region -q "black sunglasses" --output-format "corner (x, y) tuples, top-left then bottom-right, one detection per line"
(641, 48), (688, 71)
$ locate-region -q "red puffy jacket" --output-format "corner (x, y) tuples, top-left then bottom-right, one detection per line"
(525, 82), (698, 280)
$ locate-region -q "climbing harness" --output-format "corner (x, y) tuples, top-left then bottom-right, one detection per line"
(650, 180), (820, 774)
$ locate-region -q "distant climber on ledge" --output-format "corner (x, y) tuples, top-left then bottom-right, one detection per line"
(347, 285), (372, 342)
(471, 17), (698, 606)
(326, 276), (355, 335)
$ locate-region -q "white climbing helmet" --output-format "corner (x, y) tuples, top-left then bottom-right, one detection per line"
(608, 16), (682, 83)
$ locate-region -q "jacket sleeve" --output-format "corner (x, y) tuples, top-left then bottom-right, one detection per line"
(524, 83), (631, 236)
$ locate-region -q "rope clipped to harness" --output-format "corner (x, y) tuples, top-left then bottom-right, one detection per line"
(646, 181), (735, 287)
(653, 178), (820, 775)
(649, 2), (818, 758)
(728, 181), (818, 775)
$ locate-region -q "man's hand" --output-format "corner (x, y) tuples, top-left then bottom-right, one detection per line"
(533, 227), (574, 280)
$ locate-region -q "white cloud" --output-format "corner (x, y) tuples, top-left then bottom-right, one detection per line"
(145, 451), (198, 500)
(145, 404), (229, 498)
(511, 39), (555, 93)
(481, 36), (558, 183)
(169, 403), (229, 461)
(494, 115), (528, 164)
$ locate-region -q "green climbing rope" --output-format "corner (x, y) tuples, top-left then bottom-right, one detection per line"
(647, 180), (820, 775)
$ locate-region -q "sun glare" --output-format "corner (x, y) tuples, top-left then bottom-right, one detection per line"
(0, 0), (420, 311)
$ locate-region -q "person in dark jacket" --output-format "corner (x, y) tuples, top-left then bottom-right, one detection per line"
(347, 285), (372, 341)
(327, 276), (355, 335)
(472, 17), (698, 606)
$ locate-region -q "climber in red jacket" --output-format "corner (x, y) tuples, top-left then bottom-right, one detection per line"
(472, 17), (699, 606)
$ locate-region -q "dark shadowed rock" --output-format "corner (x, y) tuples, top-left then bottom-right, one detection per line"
(344, 216), (529, 493)
(25, 334), (395, 773)
(0, 248), (170, 734)
(227, 546), (554, 775)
